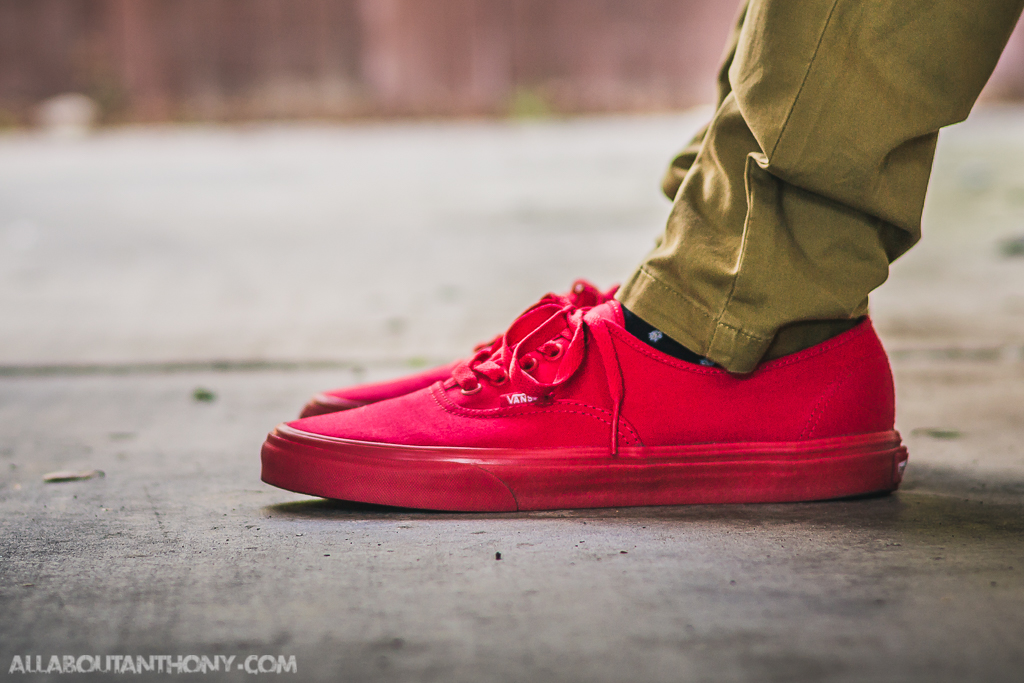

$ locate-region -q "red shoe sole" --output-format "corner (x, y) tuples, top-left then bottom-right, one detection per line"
(299, 394), (369, 418)
(261, 426), (908, 511)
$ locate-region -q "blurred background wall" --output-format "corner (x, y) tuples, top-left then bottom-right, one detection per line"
(2, 0), (1023, 126)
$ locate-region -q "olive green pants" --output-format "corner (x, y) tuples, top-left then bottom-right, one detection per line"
(617, 0), (1024, 373)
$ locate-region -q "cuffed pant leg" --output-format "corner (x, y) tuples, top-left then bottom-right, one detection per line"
(620, 0), (1023, 373)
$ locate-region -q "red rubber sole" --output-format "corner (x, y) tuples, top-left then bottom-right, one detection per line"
(261, 426), (908, 512)
(298, 394), (370, 418)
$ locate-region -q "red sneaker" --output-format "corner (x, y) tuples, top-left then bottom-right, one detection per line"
(298, 280), (617, 417)
(263, 301), (908, 511)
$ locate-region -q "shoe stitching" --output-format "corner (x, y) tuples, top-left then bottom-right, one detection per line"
(800, 346), (872, 439)
(433, 386), (643, 447)
(430, 384), (643, 447)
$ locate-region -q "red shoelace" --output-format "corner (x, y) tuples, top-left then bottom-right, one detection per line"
(450, 299), (626, 455)
(468, 280), (616, 354)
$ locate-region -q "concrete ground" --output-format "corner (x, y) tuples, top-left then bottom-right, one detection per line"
(1, 108), (1024, 682)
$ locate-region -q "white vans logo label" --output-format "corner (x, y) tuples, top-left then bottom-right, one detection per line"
(502, 393), (537, 406)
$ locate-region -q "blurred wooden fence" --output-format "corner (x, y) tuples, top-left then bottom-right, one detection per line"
(1, 0), (1022, 125)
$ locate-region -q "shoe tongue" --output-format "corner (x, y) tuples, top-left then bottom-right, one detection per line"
(583, 301), (624, 327)
(503, 304), (563, 348)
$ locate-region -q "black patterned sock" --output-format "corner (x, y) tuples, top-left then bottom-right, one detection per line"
(621, 306), (716, 367)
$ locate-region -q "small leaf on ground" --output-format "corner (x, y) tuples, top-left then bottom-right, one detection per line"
(192, 387), (216, 402)
(910, 428), (962, 439)
(43, 469), (105, 483)
(998, 235), (1024, 257)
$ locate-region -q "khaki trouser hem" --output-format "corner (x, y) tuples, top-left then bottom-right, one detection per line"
(616, 266), (772, 374)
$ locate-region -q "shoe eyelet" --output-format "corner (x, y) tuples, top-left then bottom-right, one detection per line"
(541, 343), (564, 361)
(519, 356), (537, 372)
(492, 373), (508, 385)
(460, 383), (482, 395)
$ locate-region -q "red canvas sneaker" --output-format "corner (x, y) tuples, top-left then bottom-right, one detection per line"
(299, 280), (617, 417)
(263, 301), (908, 511)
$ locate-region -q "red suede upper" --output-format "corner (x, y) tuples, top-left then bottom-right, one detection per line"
(292, 301), (895, 451)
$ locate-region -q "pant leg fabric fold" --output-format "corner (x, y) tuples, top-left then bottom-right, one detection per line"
(620, 0), (1024, 373)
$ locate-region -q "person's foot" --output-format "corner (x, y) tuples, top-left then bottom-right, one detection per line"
(263, 300), (907, 511)
(298, 280), (617, 417)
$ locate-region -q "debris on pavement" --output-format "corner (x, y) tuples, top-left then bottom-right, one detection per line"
(43, 469), (105, 483)
(998, 234), (1024, 257)
(910, 428), (963, 439)
(192, 387), (216, 402)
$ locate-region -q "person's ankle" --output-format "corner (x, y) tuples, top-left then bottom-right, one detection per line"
(620, 306), (716, 366)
